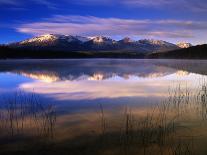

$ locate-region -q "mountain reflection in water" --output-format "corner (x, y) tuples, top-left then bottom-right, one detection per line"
(1, 59), (207, 155)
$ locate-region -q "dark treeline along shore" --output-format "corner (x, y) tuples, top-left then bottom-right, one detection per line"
(0, 44), (207, 59)
(149, 44), (207, 59)
(0, 45), (145, 59)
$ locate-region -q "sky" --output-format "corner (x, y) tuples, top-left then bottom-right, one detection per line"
(1, 0), (207, 45)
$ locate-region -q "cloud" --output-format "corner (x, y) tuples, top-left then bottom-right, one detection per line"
(66, 0), (207, 12)
(1, 0), (207, 12)
(0, 0), (19, 6)
(67, 0), (114, 6)
(19, 72), (197, 101)
(31, 0), (57, 9)
(16, 15), (207, 41)
(122, 0), (173, 7)
(0, 0), (57, 9)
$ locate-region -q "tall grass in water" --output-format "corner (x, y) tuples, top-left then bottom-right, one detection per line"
(96, 85), (195, 155)
(0, 90), (56, 140)
(197, 83), (207, 120)
(1, 84), (204, 155)
(99, 103), (106, 136)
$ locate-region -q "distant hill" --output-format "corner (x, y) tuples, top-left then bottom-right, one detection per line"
(148, 44), (207, 59)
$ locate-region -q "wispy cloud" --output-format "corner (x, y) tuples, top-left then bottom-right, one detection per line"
(0, 0), (19, 6)
(122, 0), (173, 7)
(66, 0), (207, 13)
(17, 15), (207, 41)
(31, 0), (57, 9)
(124, 0), (207, 12)
(0, 0), (57, 9)
(19, 72), (196, 100)
(1, 0), (207, 12)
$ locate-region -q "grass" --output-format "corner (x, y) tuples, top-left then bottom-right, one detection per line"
(0, 91), (56, 140)
(2, 84), (207, 155)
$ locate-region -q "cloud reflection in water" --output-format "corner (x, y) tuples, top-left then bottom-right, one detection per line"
(19, 72), (199, 101)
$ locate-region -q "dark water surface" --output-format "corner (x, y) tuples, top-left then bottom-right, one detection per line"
(1, 59), (207, 155)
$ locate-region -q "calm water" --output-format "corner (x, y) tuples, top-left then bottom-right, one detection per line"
(1, 59), (207, 155)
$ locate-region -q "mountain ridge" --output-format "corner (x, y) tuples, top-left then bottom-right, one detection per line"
(8, 34), (190, 53)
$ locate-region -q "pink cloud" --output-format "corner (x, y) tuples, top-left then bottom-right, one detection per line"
(17, 15), (207, 41)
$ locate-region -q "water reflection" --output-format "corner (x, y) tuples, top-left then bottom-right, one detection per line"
(1, 84), (207, 155)
(0, 59), (207, 154)
(18, 73), (198, 100)
(0, 59), (204, 101)
(0, 59), (177, 82)
(1, 59), (206, 81)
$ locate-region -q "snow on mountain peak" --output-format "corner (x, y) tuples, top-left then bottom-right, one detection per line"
(177, 42), (192, 48)
(89, 36), (114, 44)
(75, 36), (90, 43)
(93, 36), (104, 43)
(139, 39), (163, 45)
(12, 34), (183, 53)
(138, 39), (177, 47)
(20, 34), (59, 44)
(120, 37), (134, 43)
(19, 34), (91, 45)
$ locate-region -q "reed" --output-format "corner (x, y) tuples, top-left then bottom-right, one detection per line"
(0, 90), (56, 140)
(1, 83), (205, 155)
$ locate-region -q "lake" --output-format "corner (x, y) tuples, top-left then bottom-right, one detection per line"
(1, 59), (207, 155)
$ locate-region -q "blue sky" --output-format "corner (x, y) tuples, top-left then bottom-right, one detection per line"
(1, 0), (207, 45)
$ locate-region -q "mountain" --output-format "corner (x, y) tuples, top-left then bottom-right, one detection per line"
(148, 44), (207, 59)
(176, 42), (192, 48)
(138, 39), (179, 52)
(89, 36), (115, 45)
(15, 34), (89, 46)
(84, 36), (117, 51)
(118, 37), (135, 44)
(8, 34), (182, 53)
(10, 34), (91, 51)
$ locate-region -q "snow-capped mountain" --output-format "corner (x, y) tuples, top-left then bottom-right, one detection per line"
(118, 37), (135, 44)
(138, 39), (180, 52)
(89, 36), (115, 45)
(20, 34), (58, 45)
(10, 34), (91, 51)
(176, 42), (192, 48)
(139, 39), (176, 47)
(18, 34), (89, 46)
(9, 34), (188, 53)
